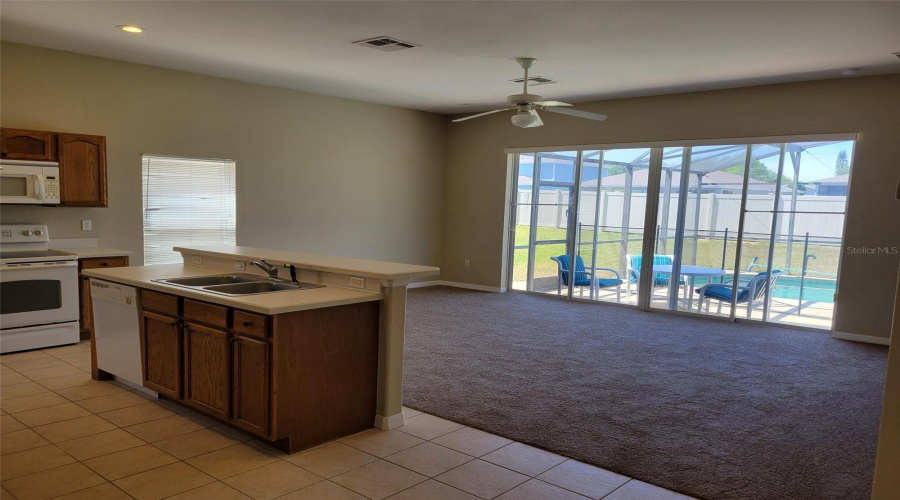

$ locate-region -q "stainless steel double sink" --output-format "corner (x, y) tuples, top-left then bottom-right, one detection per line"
(153, 273), (323, 296)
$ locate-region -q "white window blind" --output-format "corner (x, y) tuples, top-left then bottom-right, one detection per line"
(142, 155), (236, 265)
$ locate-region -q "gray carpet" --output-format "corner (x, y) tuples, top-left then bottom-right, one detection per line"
(402, 287), (888, 500)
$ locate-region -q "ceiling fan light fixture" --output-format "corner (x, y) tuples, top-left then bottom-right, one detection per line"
(511, 111), (538, 128)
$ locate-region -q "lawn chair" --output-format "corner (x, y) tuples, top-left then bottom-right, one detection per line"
(550, 255), (623, 302)
(695, 270), (783, 317)
(625, 254), (686, 303)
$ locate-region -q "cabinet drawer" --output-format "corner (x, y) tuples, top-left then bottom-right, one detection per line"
(234, 310), (269, 339)
(184, 299), (230, 329)
(141, 290), (180, 317)
(80, 257), (129, 271)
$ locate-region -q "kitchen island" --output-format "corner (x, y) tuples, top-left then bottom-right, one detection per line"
(84, 246), (439, 453)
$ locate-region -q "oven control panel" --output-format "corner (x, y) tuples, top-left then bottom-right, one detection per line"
(0, 224), (50, 244)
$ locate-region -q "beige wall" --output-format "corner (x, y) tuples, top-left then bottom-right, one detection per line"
(4, 42), (898, 338)
(443, 75), (900, 339)
(0, 42), (446, 274)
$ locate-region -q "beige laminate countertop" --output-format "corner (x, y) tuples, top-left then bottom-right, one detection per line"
(83, 264), (382, 315)
(175, 245), (440, 281)
(52, 247), (133, 259)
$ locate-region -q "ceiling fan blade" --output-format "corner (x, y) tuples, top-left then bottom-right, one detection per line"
(543, 107), (608, 121)
(452, 108), (510, 122)
(526, 110), (543, 128)
(534, 101), (572, 107)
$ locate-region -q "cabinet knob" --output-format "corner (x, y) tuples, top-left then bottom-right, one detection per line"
(101, 262), (109, 266)
(242, 321), (252, 327)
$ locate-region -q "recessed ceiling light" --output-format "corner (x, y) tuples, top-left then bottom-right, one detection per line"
(841, 68), (859, 76)
(117, 25), (145, 34)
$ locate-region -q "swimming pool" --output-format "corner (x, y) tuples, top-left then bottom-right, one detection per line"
(771, 276), (837, 303)
(691, 274), (837, 303)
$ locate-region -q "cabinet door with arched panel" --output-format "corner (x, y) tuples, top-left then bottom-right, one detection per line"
(58, 133), (107, 206)
(1, 128), (55, 161)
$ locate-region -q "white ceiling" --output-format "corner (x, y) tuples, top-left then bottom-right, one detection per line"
(2, 1), (898, 114)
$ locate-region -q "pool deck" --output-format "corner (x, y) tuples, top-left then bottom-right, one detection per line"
(512, 278), (835, 330)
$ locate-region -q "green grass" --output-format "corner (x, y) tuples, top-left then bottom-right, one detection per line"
(512, 225), (842, 283)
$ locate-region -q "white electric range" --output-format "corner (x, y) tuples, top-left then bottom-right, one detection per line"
(0, 224), (80, 353)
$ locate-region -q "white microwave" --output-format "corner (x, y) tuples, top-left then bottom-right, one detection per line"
(0, 160), (61, 205)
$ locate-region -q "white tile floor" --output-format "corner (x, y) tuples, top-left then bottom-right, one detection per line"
(0, 342), (696, 499)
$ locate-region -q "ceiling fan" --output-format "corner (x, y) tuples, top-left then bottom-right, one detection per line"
(453, 58), (608, 128)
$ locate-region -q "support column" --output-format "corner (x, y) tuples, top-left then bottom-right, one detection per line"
(375, 281), (408, 430)
(786, 150), (801, 269)
(619, 166), (634, 275)
(692, 172), (704, 266)
(659, 168), (673, 254)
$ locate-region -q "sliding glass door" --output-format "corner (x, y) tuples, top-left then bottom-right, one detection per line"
(649, 145), (749, 317)
(510, 151), (577, 296)
(507, 135), (854, 331)
(573, 148), (651, 304)
(737, 141), (853, 328)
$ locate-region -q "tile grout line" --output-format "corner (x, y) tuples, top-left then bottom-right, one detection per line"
(390, 415), (651, 499)
(4, 344), (690, 500)
(598, 478), (635, 499)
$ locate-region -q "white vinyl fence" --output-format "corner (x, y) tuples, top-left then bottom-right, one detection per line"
(516, 190), (847, 239)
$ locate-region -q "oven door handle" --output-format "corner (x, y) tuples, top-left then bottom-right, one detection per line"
(1, 261), (78, 271)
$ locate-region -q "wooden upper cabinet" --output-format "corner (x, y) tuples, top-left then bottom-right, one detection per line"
(57, 133), (107, 207)
(1, 128), (54, 160)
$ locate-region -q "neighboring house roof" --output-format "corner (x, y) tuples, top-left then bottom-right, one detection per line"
(581, 169), (776, 190)
(808, 174), (849, 185)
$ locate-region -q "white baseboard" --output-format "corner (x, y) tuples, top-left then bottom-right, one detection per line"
(438, 281), (506, 293)
(407, 280), (506, 293)
(407, 280), (441, 289)
(831, 331), (891, 346)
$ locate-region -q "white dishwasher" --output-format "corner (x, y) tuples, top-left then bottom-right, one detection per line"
(90, 279), (155, 395)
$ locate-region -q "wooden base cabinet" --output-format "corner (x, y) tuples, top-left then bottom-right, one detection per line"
(232, 335), (270, 436)
(184, 322), (231, 420)
(138, 289), (379, 454)
(141, 310), (183, 399)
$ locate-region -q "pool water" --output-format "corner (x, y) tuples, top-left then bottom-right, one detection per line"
(691, 275), (837, 303)
(771, 276), (837, 303)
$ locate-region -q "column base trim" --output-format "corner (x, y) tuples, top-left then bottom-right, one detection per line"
(374, 412), (405, 430)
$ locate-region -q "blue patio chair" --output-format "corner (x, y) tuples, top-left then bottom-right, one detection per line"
(625, 254), (686, 302)
(695, 270), (783, 317)
(550, 255), (623, 302)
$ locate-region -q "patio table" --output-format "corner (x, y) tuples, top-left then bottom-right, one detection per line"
(652, 265), (727, 312)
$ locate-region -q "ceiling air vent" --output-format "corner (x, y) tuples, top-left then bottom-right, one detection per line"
(510, 76), (558, 86)
(353, 36), (419, 52)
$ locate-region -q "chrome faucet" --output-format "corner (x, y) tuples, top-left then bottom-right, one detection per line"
(250, 259), (279, 279)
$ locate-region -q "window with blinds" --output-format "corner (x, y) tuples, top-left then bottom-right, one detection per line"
(142, 155), (236, 265)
